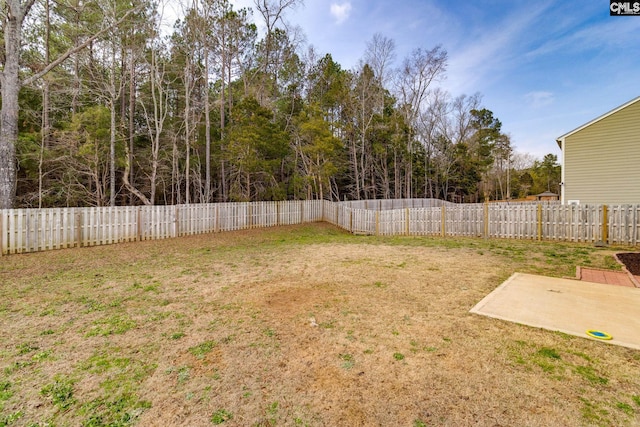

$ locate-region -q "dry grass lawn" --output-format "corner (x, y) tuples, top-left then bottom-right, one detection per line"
(1, 223), (639, 426)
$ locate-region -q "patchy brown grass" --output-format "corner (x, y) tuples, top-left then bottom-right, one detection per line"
(1, 223), (639, 426)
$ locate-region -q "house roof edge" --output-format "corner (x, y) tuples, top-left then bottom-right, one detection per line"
(556, 95), (640, 149)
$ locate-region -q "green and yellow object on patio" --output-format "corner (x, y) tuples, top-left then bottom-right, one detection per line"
(586, 330), (612, 340)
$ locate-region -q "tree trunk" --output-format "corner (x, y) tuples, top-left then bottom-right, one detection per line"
(110, 96), (117, 206)
(184, 61), (192, 205)
(122, 144), (151, 205)
(38, 88), (47, 209)
(219, 45), (227, 202)
(147, 48), (166, 206)
(393, 148), (400, 198)
(0, 4), (24, 209)
(351, 136), (360, 199)
(129, 49), (136, 205)
(39, 0), (51, 208)
(172, 134), (180, 204)
(204, 48), (211, 203)
(109, 45), (117, 207)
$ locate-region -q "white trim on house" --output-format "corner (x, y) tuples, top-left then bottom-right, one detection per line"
(560, 137), (565, 204)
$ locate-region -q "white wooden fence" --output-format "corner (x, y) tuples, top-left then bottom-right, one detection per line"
(326, 201), (640, 245)
(1, 200), (639, 255)
(0, 201), (324, 255)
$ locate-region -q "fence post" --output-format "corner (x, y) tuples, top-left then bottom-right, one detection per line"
(174, 205), (179, 237)
(215, 204), (220, 232)
(483, 202), (489, 239)
(137, 207), (142, 241)
(441, 205), (446, 237)
(0, 210), (4, 256)
(405, 208), (410, 236)
(602, 205), (609, 244)
(300, 200), (304, 224)
(375, 211), (380, 236)
(76, 209), (83, 248)
(537, 204), (543, 241)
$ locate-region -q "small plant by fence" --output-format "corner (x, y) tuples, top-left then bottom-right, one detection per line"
(1, 199), (639, 255)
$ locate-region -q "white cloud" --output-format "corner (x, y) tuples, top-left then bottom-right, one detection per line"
(443, 2), (553, 95)
(330, 2), (352, 24)
(525, 91), (555, 108)
(526, 18), (640, 61)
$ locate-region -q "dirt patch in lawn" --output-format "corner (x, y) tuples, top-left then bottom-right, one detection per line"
(1, 224), (639, 426)
(617, 252), (640, 276)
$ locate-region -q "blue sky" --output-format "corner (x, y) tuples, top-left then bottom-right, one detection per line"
(228, 0), (640, 160)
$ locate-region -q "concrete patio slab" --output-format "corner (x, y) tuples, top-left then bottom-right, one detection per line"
(470, 273), (640, 350)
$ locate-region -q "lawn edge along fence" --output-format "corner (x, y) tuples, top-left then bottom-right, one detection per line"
(1, 200), (639, 255)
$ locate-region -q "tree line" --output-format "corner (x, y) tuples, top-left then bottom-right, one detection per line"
(1, 0), (560, 208)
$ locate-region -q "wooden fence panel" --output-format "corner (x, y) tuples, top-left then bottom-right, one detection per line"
(19, 209), (34, 252)
(541, 204), (601, 243)
(300, 201), (309, 223)
(84, 206), (130, 246)
(178, 204), (194, 235)
(248, 202), (277, 228)
(38, 209), (58, 250)
(542, 204), (563, 241)
(302, 200), (323, 222)
(489, 203), (538, 240)
(34, 208), (75, 251)
(321, 200), (334, 225)
(38, 209), (52, 251)
(344, 200), (361, 210)
(408, 208), (441, 235)
(114, 206), (138, 243)
(335, 204), (350, 230)
(582, 205), (601, 243)
(343, 198), (452, 211)
(542, 204), (562, 241)
(10, 209), (20, 252)
(82, 207), (102, 246)
(278, 201), (298, 226)
(217, 203), (249, 231)
(329, 203), (342, 228)
(139, 205), (175, 240)
(445, 204), (483, 237)
(320, 200), (330, 224)
(179, 204), (217, 235)
(378, 209), (407, 236)
(390, 199), (403, 210)
(2, 201), (639, 256)
(0, 207), (79, 253)
(7, 209), (31, 253)
(351, 209), (376, 235)
(0, 209), (4, 254)
(609, 205), (640, 245)
(343, 203), (353, 229)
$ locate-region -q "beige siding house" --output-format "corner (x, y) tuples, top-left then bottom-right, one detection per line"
(556, 96), (640, 205)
